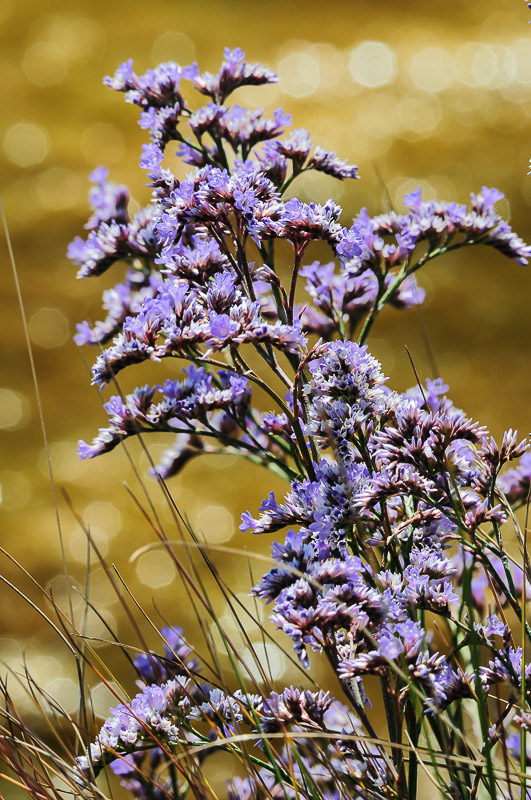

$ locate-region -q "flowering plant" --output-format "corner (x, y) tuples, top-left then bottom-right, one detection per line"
(4, 44), (531, 800)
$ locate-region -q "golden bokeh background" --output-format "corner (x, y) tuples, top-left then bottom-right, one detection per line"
(1, 0), (531, 788)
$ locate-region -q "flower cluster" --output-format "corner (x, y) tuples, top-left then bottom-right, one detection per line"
(78, 366), (252, 461)
(71, 45), (531, 800)
(245, 350), (530, 708)
(76, 626), (392, 799)
(71, 47), (531, 484)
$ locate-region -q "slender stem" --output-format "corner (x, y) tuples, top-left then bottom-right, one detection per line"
(182, 350), (291, 418)
(287, 245), (305, 325)
(356, 242), (466, 346)
(136, 422), (296, 480)
(324, 647), (399, 782)
(207, 226), (246, 287)
(260, 239), (290, 325)
(232, 222), (256, 301)
(229, 348), (291, 418)
(174, 132), (210, 158)
(210, 133), (230, 171)
(280, 166), (310, 196)
(462, 552), (498, 799)
(380, 673), (408, 798)
(357, 268), (403, 346)
(404, 698), (421, 800)
(230, 348), (311, 477)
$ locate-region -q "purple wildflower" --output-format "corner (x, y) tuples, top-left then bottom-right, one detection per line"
(255, 197), (344, 251)
(192, 47), (277, 104)
(260, 687), (333, 732)
(275, 128), (312, 170)
(86, 166), (129, 229)
(307, 146), (359, 181)
(78, 368), (252, 459)
(498, 448), (531, 504)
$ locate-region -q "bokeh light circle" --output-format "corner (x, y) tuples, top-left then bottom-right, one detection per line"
(28, 307), (70, 349)
(4, 123), (48, 167)
(0, 388), (30, 430)
(278, 49), (321, 97)
(22, 41), (67, 86)
(348, 41), (397, 88)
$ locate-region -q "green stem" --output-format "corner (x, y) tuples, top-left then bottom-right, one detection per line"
(380, 673), (407, 798)
(135, 422), (296, 480)
(287, 245), (305, 325)
(356, 242), (466, 346)
(404, 698), (421, 800)
(279, 166), (310, 196)
(462, 554), (498, 799)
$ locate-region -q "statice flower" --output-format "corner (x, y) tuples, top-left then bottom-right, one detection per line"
(76, 677), (191, 777)
(78, 367), (252, 459)
(68, 204), (158, 279)
(88, 272), (305, 388)
(298, 259), (424, 337)
(256, 197), (347, 252)
(72, 44), (531, 490)
(358, 186), (531, 271)
(358, 388), (487, 516)
(475, 614), (509, 640)
(260, 551), (385, 665)
(104, 58), (198, 109)
(70, 44), (531, 800)
(217, 105), (292, 157)
(138, 102), (182, 150)
(307, 146), (359, 180)
(498, 448), (531, 503)
(75, 270), (163, 346)
(192, 47), (277, 104)
(189, 687), (262, 737)
(86, 166), (129, 229)
(252, 140), (288, 187)
(242, 457), (371, 557)
(226, 702), (390, 800)
(134, 626), (200, 685)
(259, 687), (333, 732)
(275, 128), (312, 169)
(481, 646), (531, 694)
(305, 340), (390, 447)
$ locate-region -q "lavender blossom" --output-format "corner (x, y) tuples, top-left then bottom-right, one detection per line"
(76, 677), (192, 778)
(75, 271), (163, 346)
(134, 626), (200, 684)
(69, 44), (531, 800)
(307, 146), (359, 181)
(275, 128), (312, 170)
(78, 367), (252, 459)
(242, 457), (371, 557)
(305, 340), (389, 445)
(498, 448), (531, 503)
(260, 687), (333, 732)
(192, 47), (278, 104)
(255, 197), (345, 251)
(86, 166), (129, 229)
(104, 59), (197, 109)
(68, 205), (158, 279)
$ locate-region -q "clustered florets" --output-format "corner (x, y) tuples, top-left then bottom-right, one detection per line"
(77, 626), (385, 799)
(71, 45), (531, 800)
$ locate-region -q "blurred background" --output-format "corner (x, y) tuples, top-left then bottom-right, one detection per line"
(0, 0), (531, 783)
